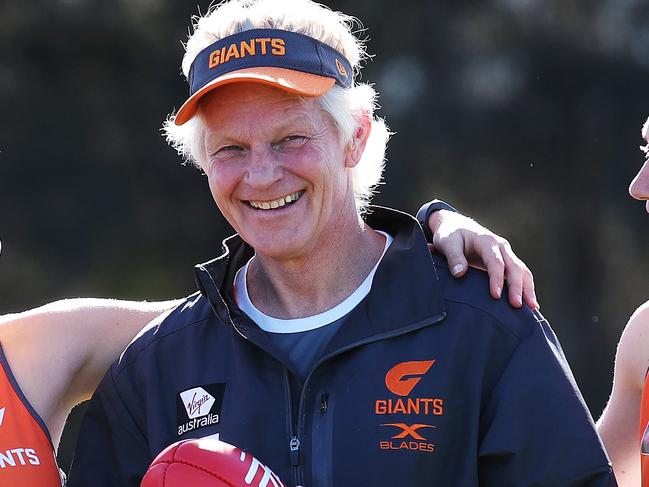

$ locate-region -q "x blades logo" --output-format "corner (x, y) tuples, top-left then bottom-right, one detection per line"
(380, 423), (436, 440)
(379, 423), (436, 453)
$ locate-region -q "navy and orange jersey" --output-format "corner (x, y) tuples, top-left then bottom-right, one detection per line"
(640, 370), (649, 486)
(69, 207), (615, 487)
(0, 344), (63, 486)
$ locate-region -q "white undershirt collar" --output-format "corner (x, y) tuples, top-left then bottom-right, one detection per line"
(234, 231), (393, 333)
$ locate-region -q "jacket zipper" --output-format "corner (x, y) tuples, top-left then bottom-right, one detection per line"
(283, 370), (303, 486)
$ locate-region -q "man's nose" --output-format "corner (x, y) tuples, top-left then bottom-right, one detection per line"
(629, 160), (649, 200)
(244, 146), (282, 189)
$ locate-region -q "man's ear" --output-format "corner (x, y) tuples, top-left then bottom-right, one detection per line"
(344, 111), (372, 168)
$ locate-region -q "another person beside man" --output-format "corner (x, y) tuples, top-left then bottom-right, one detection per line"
(66, 1), (614, 485)
(595, 116), (649, 487)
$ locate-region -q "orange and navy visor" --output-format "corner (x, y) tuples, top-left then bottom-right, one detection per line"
(174, 28), (354, 125)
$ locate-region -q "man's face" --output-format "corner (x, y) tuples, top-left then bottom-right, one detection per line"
(629, 116), (649, 213)
(199, 83), (356, 260)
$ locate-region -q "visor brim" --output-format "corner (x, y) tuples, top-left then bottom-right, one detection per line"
(174, 67), (336, 125)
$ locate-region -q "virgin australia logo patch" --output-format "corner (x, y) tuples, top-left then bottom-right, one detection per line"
(181, 387), (215, 418)
(176, 383), (226, 437)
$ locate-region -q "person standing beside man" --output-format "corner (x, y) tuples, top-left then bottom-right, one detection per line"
(67, 0), (613, 485)
(595, 116), (649, 486)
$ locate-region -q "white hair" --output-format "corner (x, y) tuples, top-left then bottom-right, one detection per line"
(163, 0), (390, 210)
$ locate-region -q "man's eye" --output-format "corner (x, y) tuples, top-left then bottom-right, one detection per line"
(218, 145), (243, 153)
(273, 136), (308, 150)
(209, 146), (243, 160)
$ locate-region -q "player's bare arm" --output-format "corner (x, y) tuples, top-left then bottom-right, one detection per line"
(596, 300), (649, 486)
(0, 298), (181, 447)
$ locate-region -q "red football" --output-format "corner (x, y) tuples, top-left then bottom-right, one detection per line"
(141, 438), (286, 487)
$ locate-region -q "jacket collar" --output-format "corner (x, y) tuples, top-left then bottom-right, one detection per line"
(194, 206), (446, 359)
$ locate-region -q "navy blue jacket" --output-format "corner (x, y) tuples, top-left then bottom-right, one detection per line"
(68, 207), (615, 487)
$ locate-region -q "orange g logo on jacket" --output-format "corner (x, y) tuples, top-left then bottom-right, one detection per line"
(385, 360), (435, 396)
(376, 360), (443, 454)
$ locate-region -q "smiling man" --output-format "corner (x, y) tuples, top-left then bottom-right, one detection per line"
(67, 1), (614, 486)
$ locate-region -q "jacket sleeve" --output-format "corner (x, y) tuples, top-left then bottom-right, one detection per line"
(478, 311), (617, 486)
(66, 366), (152, 487)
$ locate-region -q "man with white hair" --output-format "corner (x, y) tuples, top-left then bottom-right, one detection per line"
(67, 1), (614, 485)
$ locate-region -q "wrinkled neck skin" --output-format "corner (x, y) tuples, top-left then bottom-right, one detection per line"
(246, 202), (386, 320)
